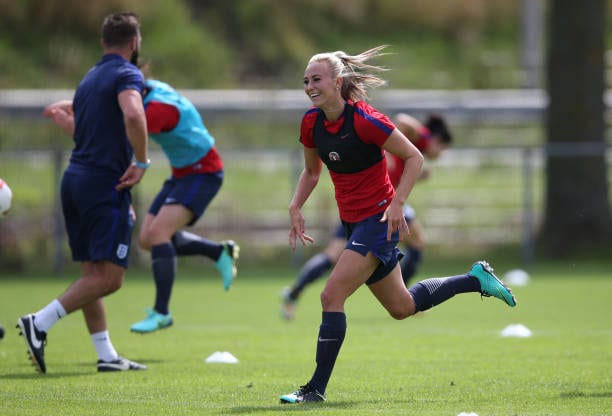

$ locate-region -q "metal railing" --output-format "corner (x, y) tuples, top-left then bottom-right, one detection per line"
(1, 89), (610, 273)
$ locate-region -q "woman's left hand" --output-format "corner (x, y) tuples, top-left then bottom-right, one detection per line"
(380, 201), (410, 241)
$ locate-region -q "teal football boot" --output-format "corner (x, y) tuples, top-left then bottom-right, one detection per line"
(130, 308), (173, 333)
(469, 261), (517, 307)
(216, 240), (239, 291)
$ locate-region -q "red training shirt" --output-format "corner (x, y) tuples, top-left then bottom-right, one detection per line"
(300, 100), (396, 223)
(145, 101), (223, 178)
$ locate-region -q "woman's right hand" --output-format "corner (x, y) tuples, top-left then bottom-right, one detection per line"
(289, 207), (314, 250)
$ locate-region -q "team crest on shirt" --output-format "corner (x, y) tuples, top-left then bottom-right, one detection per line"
(116, 244), (128, 259)
(328, 151), (341, 161)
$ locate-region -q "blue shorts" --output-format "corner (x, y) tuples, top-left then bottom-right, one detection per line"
(332, 222), (347, 239)
(332, 204), (414, 240)
(61, 171), (134, 268)
(342, 211), (402, 285)
(148, 171), (223, 226)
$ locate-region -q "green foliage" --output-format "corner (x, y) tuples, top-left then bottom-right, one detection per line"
(137, 1), (233, 87)
(0, 0), (529, 89)
(0, 0), (233, 88)
(1, 263), (611, 415)
(5, 0), (612, 90)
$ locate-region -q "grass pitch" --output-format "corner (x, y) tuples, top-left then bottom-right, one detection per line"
(0, 261), (610, 415)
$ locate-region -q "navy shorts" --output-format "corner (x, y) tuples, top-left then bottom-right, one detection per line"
(61, 171), (134, 268)
(332, 222), (347, 239)
(332, 203), (414, 241)
(148, 171), (223, 226)
(342, 211), (402, 285)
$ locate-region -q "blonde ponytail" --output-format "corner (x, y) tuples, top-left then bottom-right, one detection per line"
(308, 45), (389, 102)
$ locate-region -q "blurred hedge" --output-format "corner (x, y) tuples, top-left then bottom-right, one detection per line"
(0, 0), (526, 89)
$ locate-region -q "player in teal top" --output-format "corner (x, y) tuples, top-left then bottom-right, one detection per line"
(130, 79), (239, 334)
(142, 79), (214, 166)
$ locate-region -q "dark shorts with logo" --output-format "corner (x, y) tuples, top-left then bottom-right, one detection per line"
(332, 203), (415, 240)
(61, 171), (133, 268)
(342, 211), (401, 285)
(148, 171), (223, 226)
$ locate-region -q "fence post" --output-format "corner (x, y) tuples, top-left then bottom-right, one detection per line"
(52, 148), (64, 274)
(521, 146), (535, 265)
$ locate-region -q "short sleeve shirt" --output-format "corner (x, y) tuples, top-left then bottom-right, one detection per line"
(69, 54), (144, 176)
(299, 100), (396, 222)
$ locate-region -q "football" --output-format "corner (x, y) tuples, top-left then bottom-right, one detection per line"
(0, 178), (12, 216)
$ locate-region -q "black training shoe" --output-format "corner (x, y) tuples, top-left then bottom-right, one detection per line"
(280, 383), (326, 404)
(16, 314), (47, 374)
(97, 356), (147, 372)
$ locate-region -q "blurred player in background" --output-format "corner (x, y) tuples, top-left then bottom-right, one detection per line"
(130, 78), (239, 334)
(19, 12), (148, 373)
(42, 79), (240, 335)
(280, 45), (516, 404)
(280, 112), (452, 320)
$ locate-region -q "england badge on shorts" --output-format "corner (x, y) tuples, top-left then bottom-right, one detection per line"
(116, 244), (129, 259)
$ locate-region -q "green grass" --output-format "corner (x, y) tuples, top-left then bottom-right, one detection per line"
(0, 263), (611, 415)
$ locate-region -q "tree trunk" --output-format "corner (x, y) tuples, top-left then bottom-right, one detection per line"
(541, 0), (612, 255)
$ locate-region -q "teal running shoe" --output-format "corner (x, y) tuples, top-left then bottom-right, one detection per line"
(130, 308), (173, 333)
(216, 240), (239, 291)
(280, 383), (326, 404)
(280, 287), (296, 320)
(469, 261), (517, 307)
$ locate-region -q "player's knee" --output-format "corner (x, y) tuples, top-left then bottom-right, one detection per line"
(320, 287), (341, 310)
(320, 289), (331, 309)
(387, 303), (414, 320)
(96, 266), (124, 294)
(102, 279), (122, 295)
(138, 227), (155, 250)
(102, 273), (123, 294)
(140, 227), (173, 250)
(138, 233), (152, 251)
(388, 310), (410, 320)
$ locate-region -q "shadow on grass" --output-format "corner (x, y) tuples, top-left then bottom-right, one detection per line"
(559, 391), (612, 399)
(222, 401), (365, 414)
(0, 371), (92, 380)
(2, 357), (159, 379)
(73, 358), (163, 367)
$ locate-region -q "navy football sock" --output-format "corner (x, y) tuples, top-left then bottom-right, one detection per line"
(289, 253), (333, 300)
(400, 247), (422, 285)
(172, 230), (223, 260)
(309, 311), (346, 394)
(408, 274), (480, 312)
(152, 243), (177, 315)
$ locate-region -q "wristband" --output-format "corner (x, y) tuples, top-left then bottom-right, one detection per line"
(135, 159), (151, 169)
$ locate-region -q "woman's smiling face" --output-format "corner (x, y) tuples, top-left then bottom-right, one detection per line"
(303, 60), (340, 109)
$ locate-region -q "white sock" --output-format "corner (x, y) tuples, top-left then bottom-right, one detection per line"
(91, 330), (118, 362)
(34, 299), (67, 333)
